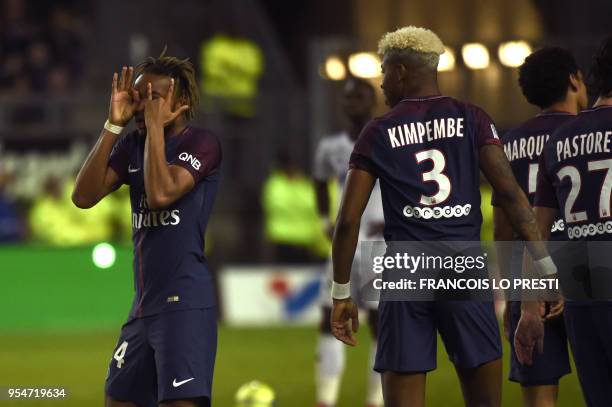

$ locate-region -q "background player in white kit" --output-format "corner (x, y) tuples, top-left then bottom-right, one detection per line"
(313, 78), (384, 407)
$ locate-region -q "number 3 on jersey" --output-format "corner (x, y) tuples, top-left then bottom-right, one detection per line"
(415, 149), (451, 205)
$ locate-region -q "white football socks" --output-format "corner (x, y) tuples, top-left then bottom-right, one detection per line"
(315, 334), (345, 405)
(366, 342), (383, 407)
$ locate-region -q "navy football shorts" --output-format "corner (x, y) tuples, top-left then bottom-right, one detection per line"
(105, 308), (217, 406)
(564, 302), (612, 407)
(374, 300), (502, 373)
(507, 301), (570, 386)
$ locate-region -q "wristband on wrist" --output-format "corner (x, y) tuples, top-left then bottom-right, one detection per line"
(533, 255), (557, 277)
(331, 281), (351, 300)
(104, 120), (124, 135)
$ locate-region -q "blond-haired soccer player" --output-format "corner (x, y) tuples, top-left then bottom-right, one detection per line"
(330, 26), (555, 407)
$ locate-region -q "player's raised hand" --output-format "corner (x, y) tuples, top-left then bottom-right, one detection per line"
(514, 306), (544, 365)
(144, 78), (189, 128)
(330, 298), (359, 346)
(109, 66), (139, 127)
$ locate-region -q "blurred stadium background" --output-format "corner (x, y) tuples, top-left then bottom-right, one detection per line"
(0, 0), (609, 405)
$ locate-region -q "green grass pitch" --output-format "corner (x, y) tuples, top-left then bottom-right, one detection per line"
(0, 245), (586, 406)
(0, 326), (585, 406)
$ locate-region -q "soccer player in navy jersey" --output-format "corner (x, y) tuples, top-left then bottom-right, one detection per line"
(72, 52), (221, 407)
(522, 35), (612, 407)
(493, 47), (588, 406)
(329, 26), (555, 407)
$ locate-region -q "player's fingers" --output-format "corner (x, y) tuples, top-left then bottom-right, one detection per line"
(167, 78), (175, 101)
(167, 105), (189, 124)
(331, 322), (355, 346)
(125, 66), (134, 90)
(539, 301), (547, 318)
(132, 88), (140, 104)
(119, 66), (127, 91)
(523, 347), (533, 365)
(330, 324), (342, 340)
(174, 105), (190, 117)
(545, 303), (563, 319)
(516, 341), (533, 365)
(515, 346), (525, 364)
(342, 324), (357, 346)
(513, 339), (524, 363)
(337, 333), (355, 346)
(111, 72), (118, 95)
(342, 336), (356, 346)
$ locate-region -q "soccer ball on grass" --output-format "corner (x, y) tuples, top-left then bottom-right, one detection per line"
(234, 380), (276, 407)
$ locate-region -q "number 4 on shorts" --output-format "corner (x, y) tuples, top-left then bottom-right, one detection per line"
(113, 341), (128, 368)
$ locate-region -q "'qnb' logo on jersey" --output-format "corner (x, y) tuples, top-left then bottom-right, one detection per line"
(178, 152), (201, 170)
(132, 193), (181, 229)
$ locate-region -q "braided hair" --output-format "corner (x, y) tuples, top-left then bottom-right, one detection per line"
(136, 47), (200, 120)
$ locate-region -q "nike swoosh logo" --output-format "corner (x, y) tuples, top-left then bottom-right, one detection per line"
(128, 166), (140, 173)
(172, 377), (195, 387)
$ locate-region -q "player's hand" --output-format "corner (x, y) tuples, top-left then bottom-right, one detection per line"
(544, 297), (564, 320)
(330, 298), (359, 346)
(514, 305), (544, 366)
(144, 78), (189, 128)
(109, 66), (140, 127)
(537, 275), (564, 320)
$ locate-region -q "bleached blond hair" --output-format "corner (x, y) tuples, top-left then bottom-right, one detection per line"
(378, 26), (445, 55)
(378, 26), (444, 70)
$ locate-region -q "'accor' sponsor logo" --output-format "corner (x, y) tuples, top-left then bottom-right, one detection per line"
(132, 209), (180, 229)
(178, 152), (201, 170)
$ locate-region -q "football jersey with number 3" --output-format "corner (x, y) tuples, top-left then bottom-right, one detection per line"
(349, 95), (501, 241)
(535, 106), (612, 241)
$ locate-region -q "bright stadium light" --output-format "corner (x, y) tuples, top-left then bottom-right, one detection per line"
(92, 243), (116, 269)
(498, 40), (532, 67)
(348, 52), (381, 78)
(462, 43), (490, 70)
(438, 47), (456, 72)
(323, 55), (346, 81)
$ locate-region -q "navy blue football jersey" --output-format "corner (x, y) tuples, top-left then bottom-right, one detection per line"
(108, 126), (221, 318)
(349, 95), (501, 241)
(493, 112), (574, 239)
(535, 106), (612, 241)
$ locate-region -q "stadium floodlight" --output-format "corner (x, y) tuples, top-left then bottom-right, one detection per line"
(462, 43), (490, 70)
(323, 55), (346, 81)
(498, 40), (532, 67)
(348, 52), (381, 78)
(92, 242), (116, 269)
(438, 47), (456, 72)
